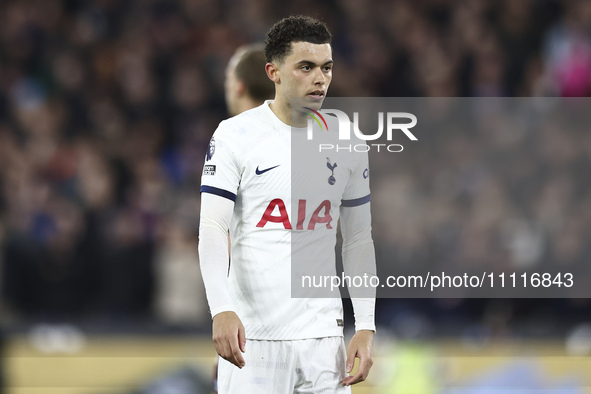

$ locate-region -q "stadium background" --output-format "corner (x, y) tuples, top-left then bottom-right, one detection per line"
(1, 0), (591, 392)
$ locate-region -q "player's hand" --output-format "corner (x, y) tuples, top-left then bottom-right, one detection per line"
(212, 311), (246, 369)
(342, 329), (374, 386)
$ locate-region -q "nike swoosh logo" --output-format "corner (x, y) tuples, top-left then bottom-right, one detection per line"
(255, 165), (280, 175)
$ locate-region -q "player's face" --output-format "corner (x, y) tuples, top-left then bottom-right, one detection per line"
(277, 41), (333, 110)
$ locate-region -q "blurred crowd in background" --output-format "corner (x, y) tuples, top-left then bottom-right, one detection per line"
(0, 0), (591, 334)
(370, 97), (591, 338)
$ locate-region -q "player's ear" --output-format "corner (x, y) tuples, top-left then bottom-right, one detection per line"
(266, 62), (280, 83)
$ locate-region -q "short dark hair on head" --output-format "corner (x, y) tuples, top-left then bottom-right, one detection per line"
(264, 15), (332, 63)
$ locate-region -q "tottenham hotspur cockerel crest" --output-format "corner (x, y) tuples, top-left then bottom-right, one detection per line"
(326, 157), (337, 185)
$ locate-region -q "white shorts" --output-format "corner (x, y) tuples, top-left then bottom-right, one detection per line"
(217, 336), (351, 394)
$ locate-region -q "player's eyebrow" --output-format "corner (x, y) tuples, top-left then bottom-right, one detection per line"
(296, 60), (334, 66)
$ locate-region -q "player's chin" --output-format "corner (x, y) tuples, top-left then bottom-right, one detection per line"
(303, 94), (325, 109)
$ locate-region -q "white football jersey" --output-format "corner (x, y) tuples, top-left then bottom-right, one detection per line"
(200, 101), (370, 340)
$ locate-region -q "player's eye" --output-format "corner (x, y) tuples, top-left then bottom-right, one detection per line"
(323, 65), (332, 72)
(301, 65), (311, 71)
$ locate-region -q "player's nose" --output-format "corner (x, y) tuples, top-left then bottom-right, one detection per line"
(313, 68), (326, 85)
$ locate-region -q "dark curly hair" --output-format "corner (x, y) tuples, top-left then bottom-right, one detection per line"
(264, 16), (332, 64)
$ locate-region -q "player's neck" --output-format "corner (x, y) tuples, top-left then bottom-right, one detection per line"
(269, 99), (291, 126)
(269, 99), (307, 128)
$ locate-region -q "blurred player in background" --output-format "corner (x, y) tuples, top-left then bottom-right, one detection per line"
(199, 15), (376, 393)
(224, 43), (275, 117)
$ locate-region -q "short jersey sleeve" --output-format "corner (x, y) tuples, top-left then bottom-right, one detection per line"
(200, 122), (241, 202)
(342, 147), (371, 207)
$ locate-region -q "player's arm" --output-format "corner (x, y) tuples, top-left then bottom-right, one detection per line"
(340, 198), (376, 386)
(199, 190), (245, 369)
(199, 126), (246, 368)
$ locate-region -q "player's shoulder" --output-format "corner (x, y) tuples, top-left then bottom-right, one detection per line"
(215, 104), (268, 140)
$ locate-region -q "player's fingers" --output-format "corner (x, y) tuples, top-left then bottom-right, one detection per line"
(345, 349), (356, 373)
(229, 337), (246, 368)
(212, 330), (228, 357)
(213, 333), (224, 356)
(343, 370), (364, 386)
(357, 355), (373, 379)
(342, 369), (360, 386)
(217, 338), (232, 363)
(342, 356), (373, 386)
(220, 338), (240, 368)
(238, 323), (246, 353)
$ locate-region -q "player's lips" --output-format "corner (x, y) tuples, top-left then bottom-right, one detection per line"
(307, 90), (325, 99)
